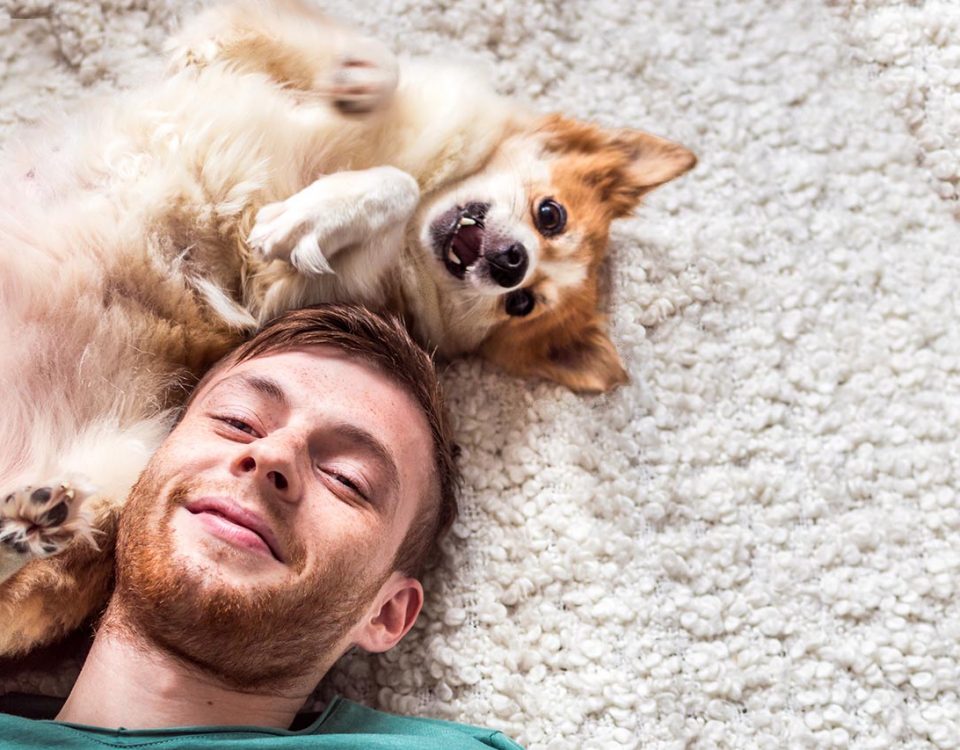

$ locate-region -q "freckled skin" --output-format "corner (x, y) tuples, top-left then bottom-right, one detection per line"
(144, 347), (431, 586)
(112, 346), (434, 689)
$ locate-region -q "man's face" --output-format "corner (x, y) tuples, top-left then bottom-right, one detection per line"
(113, 346), (435, 689)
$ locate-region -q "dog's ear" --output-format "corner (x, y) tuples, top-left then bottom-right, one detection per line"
(485, 321), (628, 393)
(540, 114), (696, 218)
(601, 128), (697, 216)
(536, 324), (628, 393)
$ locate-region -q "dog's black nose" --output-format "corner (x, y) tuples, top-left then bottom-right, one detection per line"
(487, 243), (528, 288)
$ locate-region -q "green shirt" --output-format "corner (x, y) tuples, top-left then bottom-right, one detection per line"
(0, 696), (524, 749)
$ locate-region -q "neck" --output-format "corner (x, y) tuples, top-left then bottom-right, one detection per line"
(57, 607), (314, 731)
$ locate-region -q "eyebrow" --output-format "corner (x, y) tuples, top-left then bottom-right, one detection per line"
(236, 374), (288, 407)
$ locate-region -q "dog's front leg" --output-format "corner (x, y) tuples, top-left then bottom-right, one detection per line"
(247, 166), (420, 276)
(0, 415), (169, 655)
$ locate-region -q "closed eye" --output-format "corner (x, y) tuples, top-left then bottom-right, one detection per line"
(321, 467), (369, 502)
(216, 416), (259, 437)
(333, 473), (362, 494)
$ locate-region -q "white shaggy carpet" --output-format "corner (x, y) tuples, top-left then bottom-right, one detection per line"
(3, 0), (960, 747)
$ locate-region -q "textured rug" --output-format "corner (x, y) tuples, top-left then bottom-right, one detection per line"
(2, 0), (960, 747)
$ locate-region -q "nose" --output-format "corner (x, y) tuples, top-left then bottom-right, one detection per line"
(486, 242), (529, 288)
(233, 434), (301, 502)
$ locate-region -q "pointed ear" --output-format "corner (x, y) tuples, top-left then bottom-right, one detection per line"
(603, 128), (696, 216)
(539, 113), (696, 218)
(537, 325), (629, 393)
(352, 573), (423, 654)
(486, 324), (627, 393)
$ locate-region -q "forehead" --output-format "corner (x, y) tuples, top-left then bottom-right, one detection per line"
(205, 347), (393, 400)
(210, 346), (423, 429)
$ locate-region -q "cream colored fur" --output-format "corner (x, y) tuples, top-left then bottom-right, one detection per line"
(0, 0), (519, 655)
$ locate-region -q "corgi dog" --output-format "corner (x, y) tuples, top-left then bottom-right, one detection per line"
(0, 0), (695, 656)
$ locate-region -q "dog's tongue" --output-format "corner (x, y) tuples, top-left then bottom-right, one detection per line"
(452, 224), (483, 267)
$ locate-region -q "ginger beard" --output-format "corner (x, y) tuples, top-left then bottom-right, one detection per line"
(111, 459), (390, 691)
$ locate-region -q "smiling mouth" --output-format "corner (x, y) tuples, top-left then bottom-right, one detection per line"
(432, 203), (487, 280)
(185, 499), (283, 563)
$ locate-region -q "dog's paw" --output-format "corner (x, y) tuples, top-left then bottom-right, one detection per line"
(248, 192), (337, 276)
(249, 168), (419, 276)
(0, 481), (96, 559)
(327, 35), (398, 115)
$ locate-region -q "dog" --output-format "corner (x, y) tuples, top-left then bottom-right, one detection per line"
(0, 0), (695, 656)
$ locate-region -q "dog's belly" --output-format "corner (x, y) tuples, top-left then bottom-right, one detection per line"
(0, 204), (239, 480)
(0, 180), (252, 652)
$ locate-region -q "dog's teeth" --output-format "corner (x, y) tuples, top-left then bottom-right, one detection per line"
(459, 216), (476, 226)
(447, 248), (460, 265)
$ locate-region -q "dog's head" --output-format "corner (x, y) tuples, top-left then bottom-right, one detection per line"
(417, 114), (695, 392)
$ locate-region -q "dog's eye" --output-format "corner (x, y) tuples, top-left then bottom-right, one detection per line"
(505, 288), (536, 317)
(535, 199), (567, 237)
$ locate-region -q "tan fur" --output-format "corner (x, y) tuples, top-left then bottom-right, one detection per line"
(0, 499), (118, 656)
(479, 115), (696, 391)
(0, 0), (695, 655)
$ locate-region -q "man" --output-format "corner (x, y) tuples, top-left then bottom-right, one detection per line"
(0, 304), (523, 749)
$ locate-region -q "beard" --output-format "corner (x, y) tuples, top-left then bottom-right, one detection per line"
(110, 459), (389, 691)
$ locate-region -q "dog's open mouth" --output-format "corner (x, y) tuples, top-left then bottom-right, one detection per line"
(432, 203), (487, 280)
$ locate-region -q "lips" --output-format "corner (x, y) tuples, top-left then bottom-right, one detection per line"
(185, 497), (284, 563)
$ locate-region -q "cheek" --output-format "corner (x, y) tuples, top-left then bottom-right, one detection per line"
(158, 422), (224, 469)
(535, 257), (589, 295)
(299, 510), (382, 577)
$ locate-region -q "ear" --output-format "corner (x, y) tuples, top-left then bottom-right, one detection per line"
(603, 128), (697, 216)
(539, 114), (696, 218)
(489, 324), (628, 393)
(351, 573), (423, 653)
(538, 325), (629, 393)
